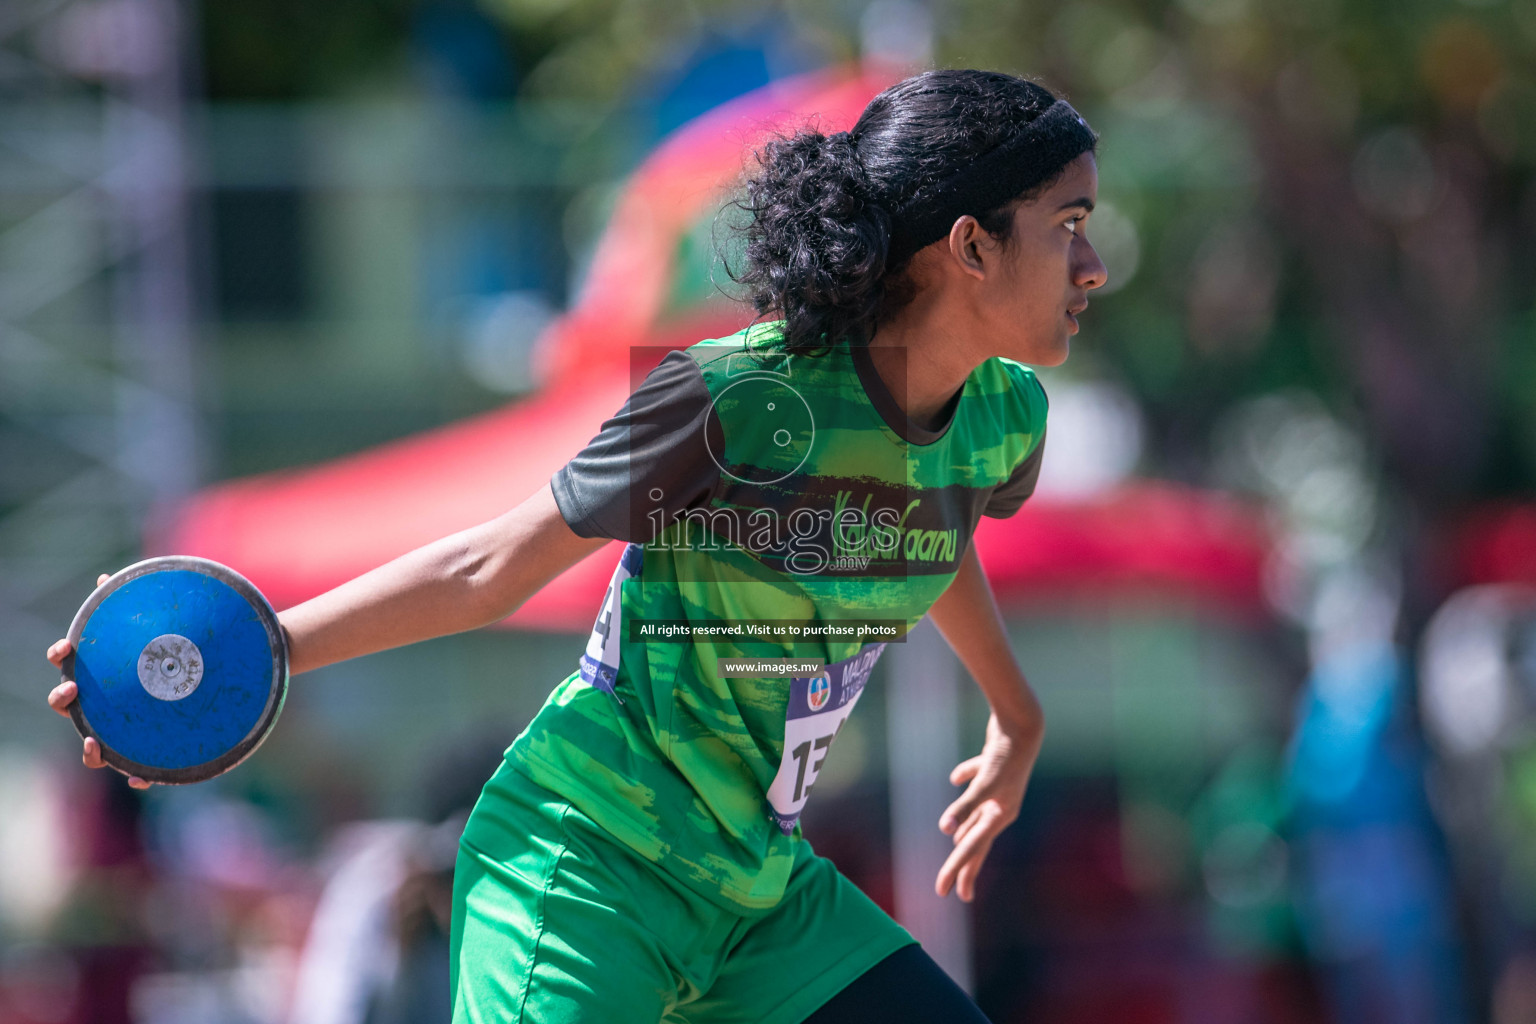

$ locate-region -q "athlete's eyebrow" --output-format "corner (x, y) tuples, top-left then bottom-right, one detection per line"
(1057, 197), (1095, 213)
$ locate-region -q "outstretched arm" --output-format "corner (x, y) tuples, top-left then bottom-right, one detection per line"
(924, 540), (1046, 902)
(277, 482), (605, 674)
(46, 482), (607, 784)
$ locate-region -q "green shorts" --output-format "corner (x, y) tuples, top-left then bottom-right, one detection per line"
(451, 762), (915, 1024)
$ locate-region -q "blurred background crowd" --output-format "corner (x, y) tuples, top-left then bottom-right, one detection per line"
(4, 0), (1536, 1020)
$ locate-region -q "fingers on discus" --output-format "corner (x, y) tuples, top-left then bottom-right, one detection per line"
(48, 681), (78, 716)
(88, 571), (142, 788)
(47, 638), (73, 668)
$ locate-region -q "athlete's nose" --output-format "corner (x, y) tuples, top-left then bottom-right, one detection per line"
(1075, 237), (1108, 292)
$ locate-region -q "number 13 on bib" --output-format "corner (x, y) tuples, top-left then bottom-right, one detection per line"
(766, 643), (887, 834)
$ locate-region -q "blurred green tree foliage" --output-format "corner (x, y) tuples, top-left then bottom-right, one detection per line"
(943, 0), (1536, 510)
(200, 0), (417, 98)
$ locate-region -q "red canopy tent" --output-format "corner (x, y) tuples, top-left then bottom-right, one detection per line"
(1451, 504), (1536, 590)
(157, 65), (1274, 630)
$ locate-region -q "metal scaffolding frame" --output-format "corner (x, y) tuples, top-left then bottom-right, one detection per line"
(0, 0), (197, 728)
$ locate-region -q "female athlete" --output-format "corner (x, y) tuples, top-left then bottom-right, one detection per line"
(47, 69), (1106, 1022)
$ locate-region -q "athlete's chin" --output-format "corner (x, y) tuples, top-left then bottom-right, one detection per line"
(1000, 324), (1073, 366)
(1028, 334), (1072, 367)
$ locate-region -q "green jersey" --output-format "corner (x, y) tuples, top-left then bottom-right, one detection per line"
(506, 323), (1046, 912)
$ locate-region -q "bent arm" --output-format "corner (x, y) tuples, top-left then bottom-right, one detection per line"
(926, 541), (1043, 738)
(279, 482), (607, 675)
(922, 540), (1045, 900)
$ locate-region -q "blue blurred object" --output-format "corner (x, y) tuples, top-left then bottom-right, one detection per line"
(1287, 640), (1469, 1024)
(1290, 643), (1399, 812)
(649, 40), (773, 138)
(412, 0), (516, 100)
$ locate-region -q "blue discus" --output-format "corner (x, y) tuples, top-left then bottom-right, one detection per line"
(63, 556), (289, 784)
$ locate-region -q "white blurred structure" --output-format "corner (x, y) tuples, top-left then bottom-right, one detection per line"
(886, 620), (971, 991)
(288, 822), (418, 1024)
(859, 0), (934, 68)
(0, 749), (71, 934)
(1033, 378), (1144, 499)
(1420, 585), (1536, 760)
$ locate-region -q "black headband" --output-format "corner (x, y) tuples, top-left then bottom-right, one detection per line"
(884, 100), (1097, 266)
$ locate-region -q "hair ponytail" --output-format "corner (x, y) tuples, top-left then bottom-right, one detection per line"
(733, 129), (892, 354)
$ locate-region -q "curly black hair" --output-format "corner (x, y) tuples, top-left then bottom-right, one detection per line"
(731, 70), (1096, 354)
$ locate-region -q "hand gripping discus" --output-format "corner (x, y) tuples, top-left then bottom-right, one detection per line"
(63, 556), (289, 784)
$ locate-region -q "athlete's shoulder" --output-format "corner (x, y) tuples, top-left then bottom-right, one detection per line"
(971, 357), (1048, 428)
(683, 333), (748, 372)
(684, 321), (803, 385)
(983, 356), (1046, 395)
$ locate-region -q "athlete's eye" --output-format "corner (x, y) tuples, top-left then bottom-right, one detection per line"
(1065, 215), (1084, 235)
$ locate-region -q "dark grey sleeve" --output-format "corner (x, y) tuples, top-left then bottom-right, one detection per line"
(551, 350), (723, 542)
(982, 429), (1046, 519)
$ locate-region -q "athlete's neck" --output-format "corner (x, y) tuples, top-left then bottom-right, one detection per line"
(866, 298), (979, 431)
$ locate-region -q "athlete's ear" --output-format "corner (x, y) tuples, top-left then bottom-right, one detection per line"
(944, 215), (987, 282)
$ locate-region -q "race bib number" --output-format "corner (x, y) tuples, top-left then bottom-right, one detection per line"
(579, 543), (643, 697)
(766, 643), (887, 834)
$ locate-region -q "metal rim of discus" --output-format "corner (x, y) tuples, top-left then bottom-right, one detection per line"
(63, 555), (290, 785)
